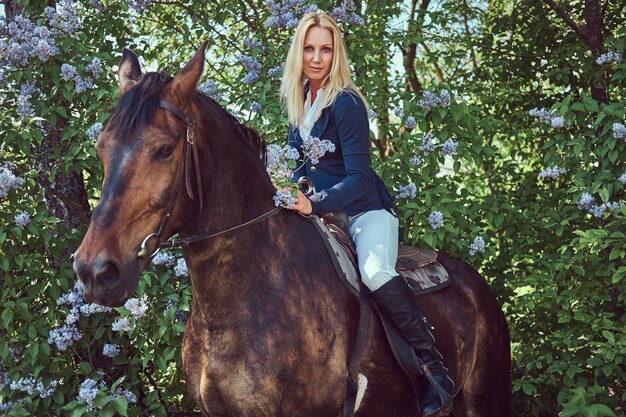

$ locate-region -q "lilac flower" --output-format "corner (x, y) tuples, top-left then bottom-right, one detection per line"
(393, 106), (404, 118)
(302, 136), (336, 164)
(45, 2), (82, 37)
(369, 110), (377, 119)
(0, 372), (10, 390)
(2, 14), (59, 66)
(48, 325), (82, 350)
(419, 133), (436, 155)
(152, 251), (175, 267)
(396, 182), (417, 199)
(410, 155), (422, 166)
(0, 163), (24, 199)
(529, 107), (566, 129)
(112, 388), (137, 404)
(588, 204), (605, 217)
(17, 82), (36, 120)
(10, 377), (38, 395)
(428, 211), (444, 229)
(85, 122), (103, 141)
(77, 378), (99, 409)
(124, 295), (148, 319)
(174, 258), (188, 277)
(65, 308), (80, 325)
(604, 201), (622, 212)
(441, 139), (459, 156)
(102, 344), (120, 358)
(596, 51), (623, 65)
(57, 281), (85, 307)
(404, 116), (417, 129)
(539, 165), (566, 180)
(85, 57), (103, 77)
(250, 101), (262, 112)
(242, 71), (259, 84)
(268, 65), (284, 77)
(238, 55), (261, 72)
(613, 123), (626, 140)
(263, 0), (310, 29)
(243, 37), (262, 49)
(111, 317), (134, 332)
(620, 173), (626, 183)
(198, 80), (222, 101)
(577, 192), (595, 211)
(74, 76), (94, 93)
(469, 236), (485, 255)
(418, 90), (451, 109)
(79, 303), (112, 316)
(266, 144), (299, 181)
(330, 0), (364, 26)
(60, 63), (78, 81)
(163, 300), (175, 316)
(273, 189), (296, 208)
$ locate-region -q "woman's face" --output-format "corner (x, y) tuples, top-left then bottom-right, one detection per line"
(302, 26), (333, 88)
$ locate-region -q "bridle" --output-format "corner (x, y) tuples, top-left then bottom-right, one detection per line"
(136, 99), (281, 259)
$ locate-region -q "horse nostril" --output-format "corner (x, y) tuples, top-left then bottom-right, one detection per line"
(93, 259), (121, 290)
(73, 256), (92, 285)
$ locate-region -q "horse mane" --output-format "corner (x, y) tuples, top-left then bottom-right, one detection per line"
(109, 71), (267, 164)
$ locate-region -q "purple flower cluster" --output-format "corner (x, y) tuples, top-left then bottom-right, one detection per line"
(0, 162), (25, 199)
(529, 108), (566, 129)
(198, 80), (222, 101)
(441, 139), (459, 156)
(330, 0), (365, 25)
(17, 82), (36, 120)
(273, 189), (296, 208)
(14, 212), (30, 227)
(77, 378), (101, 411)
(266, 144), (299, 183)
(85, 122), (103, 141)
(60, 63), (95, 93)
(469, 236), (485, 255)
(152, 251), (175, 267)
(539, 165), (566, 180)
(44, 2), (82, 37)
(410, 155), (422, 166)
(369, 110), (377, 119)
(613, 123), (626, 141)
(112, 317), (133, 332)
(238, 55), (261, 84)
(393, 106), (404, 118)
(396, 182), (417, 199)
(48, 325), (82, 351)
(174, 258), (188, 277)
(302, 136), (336, 164)
(243, 37), (263, 49)
(9, 377), (58, 398)
(419, 133), (436, 155)
(268, 65), (284, 77)
(596, 51), (623, 65)
(250, 101), (263, 112)
(428, 211), (444, 229)
(124, 296), (148, 319)
(111, 388), (137, 404)
(102, 344), (120, 358)
(163, 300), (188, 322)
(418, 90), (451, 109)
(264, 0), (316, 29)
(577, 192), (606, 217)
(620, 173), (626, 183)
(404, 116), (417, 129)
(85, 57), (103, 77)
(1, 15), (59, 66)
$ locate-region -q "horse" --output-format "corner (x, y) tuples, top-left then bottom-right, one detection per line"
(73, 42), (511, 417)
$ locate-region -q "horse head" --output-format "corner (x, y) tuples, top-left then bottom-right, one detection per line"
(73, 43), (210, 306)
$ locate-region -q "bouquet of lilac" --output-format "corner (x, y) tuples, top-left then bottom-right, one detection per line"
(267, 136), (335, 208)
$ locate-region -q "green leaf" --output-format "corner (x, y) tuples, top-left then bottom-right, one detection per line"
(112, 396), (128, 416)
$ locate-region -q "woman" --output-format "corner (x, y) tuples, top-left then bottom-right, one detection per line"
(280, 11), (455, 416)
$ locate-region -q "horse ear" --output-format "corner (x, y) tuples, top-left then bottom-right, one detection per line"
(171, 41), (208, 99)
(118, 48), (142, 95)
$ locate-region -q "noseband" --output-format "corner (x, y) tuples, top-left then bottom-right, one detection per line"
(137, 100), (281, 259)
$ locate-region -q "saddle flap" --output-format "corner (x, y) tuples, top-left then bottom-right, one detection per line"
(396, 245), (437, 270)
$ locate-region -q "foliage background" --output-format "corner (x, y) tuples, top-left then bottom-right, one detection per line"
(0, 0), (625, 416)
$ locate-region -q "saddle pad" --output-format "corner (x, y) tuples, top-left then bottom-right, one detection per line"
(310, 216), (451, 296)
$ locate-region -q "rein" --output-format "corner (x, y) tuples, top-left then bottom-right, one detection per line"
(137, 99), (282, 258)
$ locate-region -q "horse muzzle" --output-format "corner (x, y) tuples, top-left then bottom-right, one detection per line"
(73, 251), (140, 307)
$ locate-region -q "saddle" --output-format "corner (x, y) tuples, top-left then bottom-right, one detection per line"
(315, 211), (450, 297)
(307, 211), (453, 417)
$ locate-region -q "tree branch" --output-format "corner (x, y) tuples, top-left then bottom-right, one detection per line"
(541, 0), (586, 40)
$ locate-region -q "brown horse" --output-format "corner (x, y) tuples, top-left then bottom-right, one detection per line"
(73, 43), (511, 417)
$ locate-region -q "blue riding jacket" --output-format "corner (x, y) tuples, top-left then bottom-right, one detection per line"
(287, 87), (393, 217)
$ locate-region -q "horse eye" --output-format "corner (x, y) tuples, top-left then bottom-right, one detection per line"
(157, 146), (174, 159)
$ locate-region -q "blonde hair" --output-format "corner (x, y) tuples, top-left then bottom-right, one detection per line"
(280, 11), (368, 128)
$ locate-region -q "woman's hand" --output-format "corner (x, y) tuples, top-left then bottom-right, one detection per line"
(287, 189), (313, 215)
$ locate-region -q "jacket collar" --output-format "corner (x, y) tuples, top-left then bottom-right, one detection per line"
(295, 81), (330, 141)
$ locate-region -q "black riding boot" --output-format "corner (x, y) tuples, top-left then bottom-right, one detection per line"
(370, 276), (455, 417)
